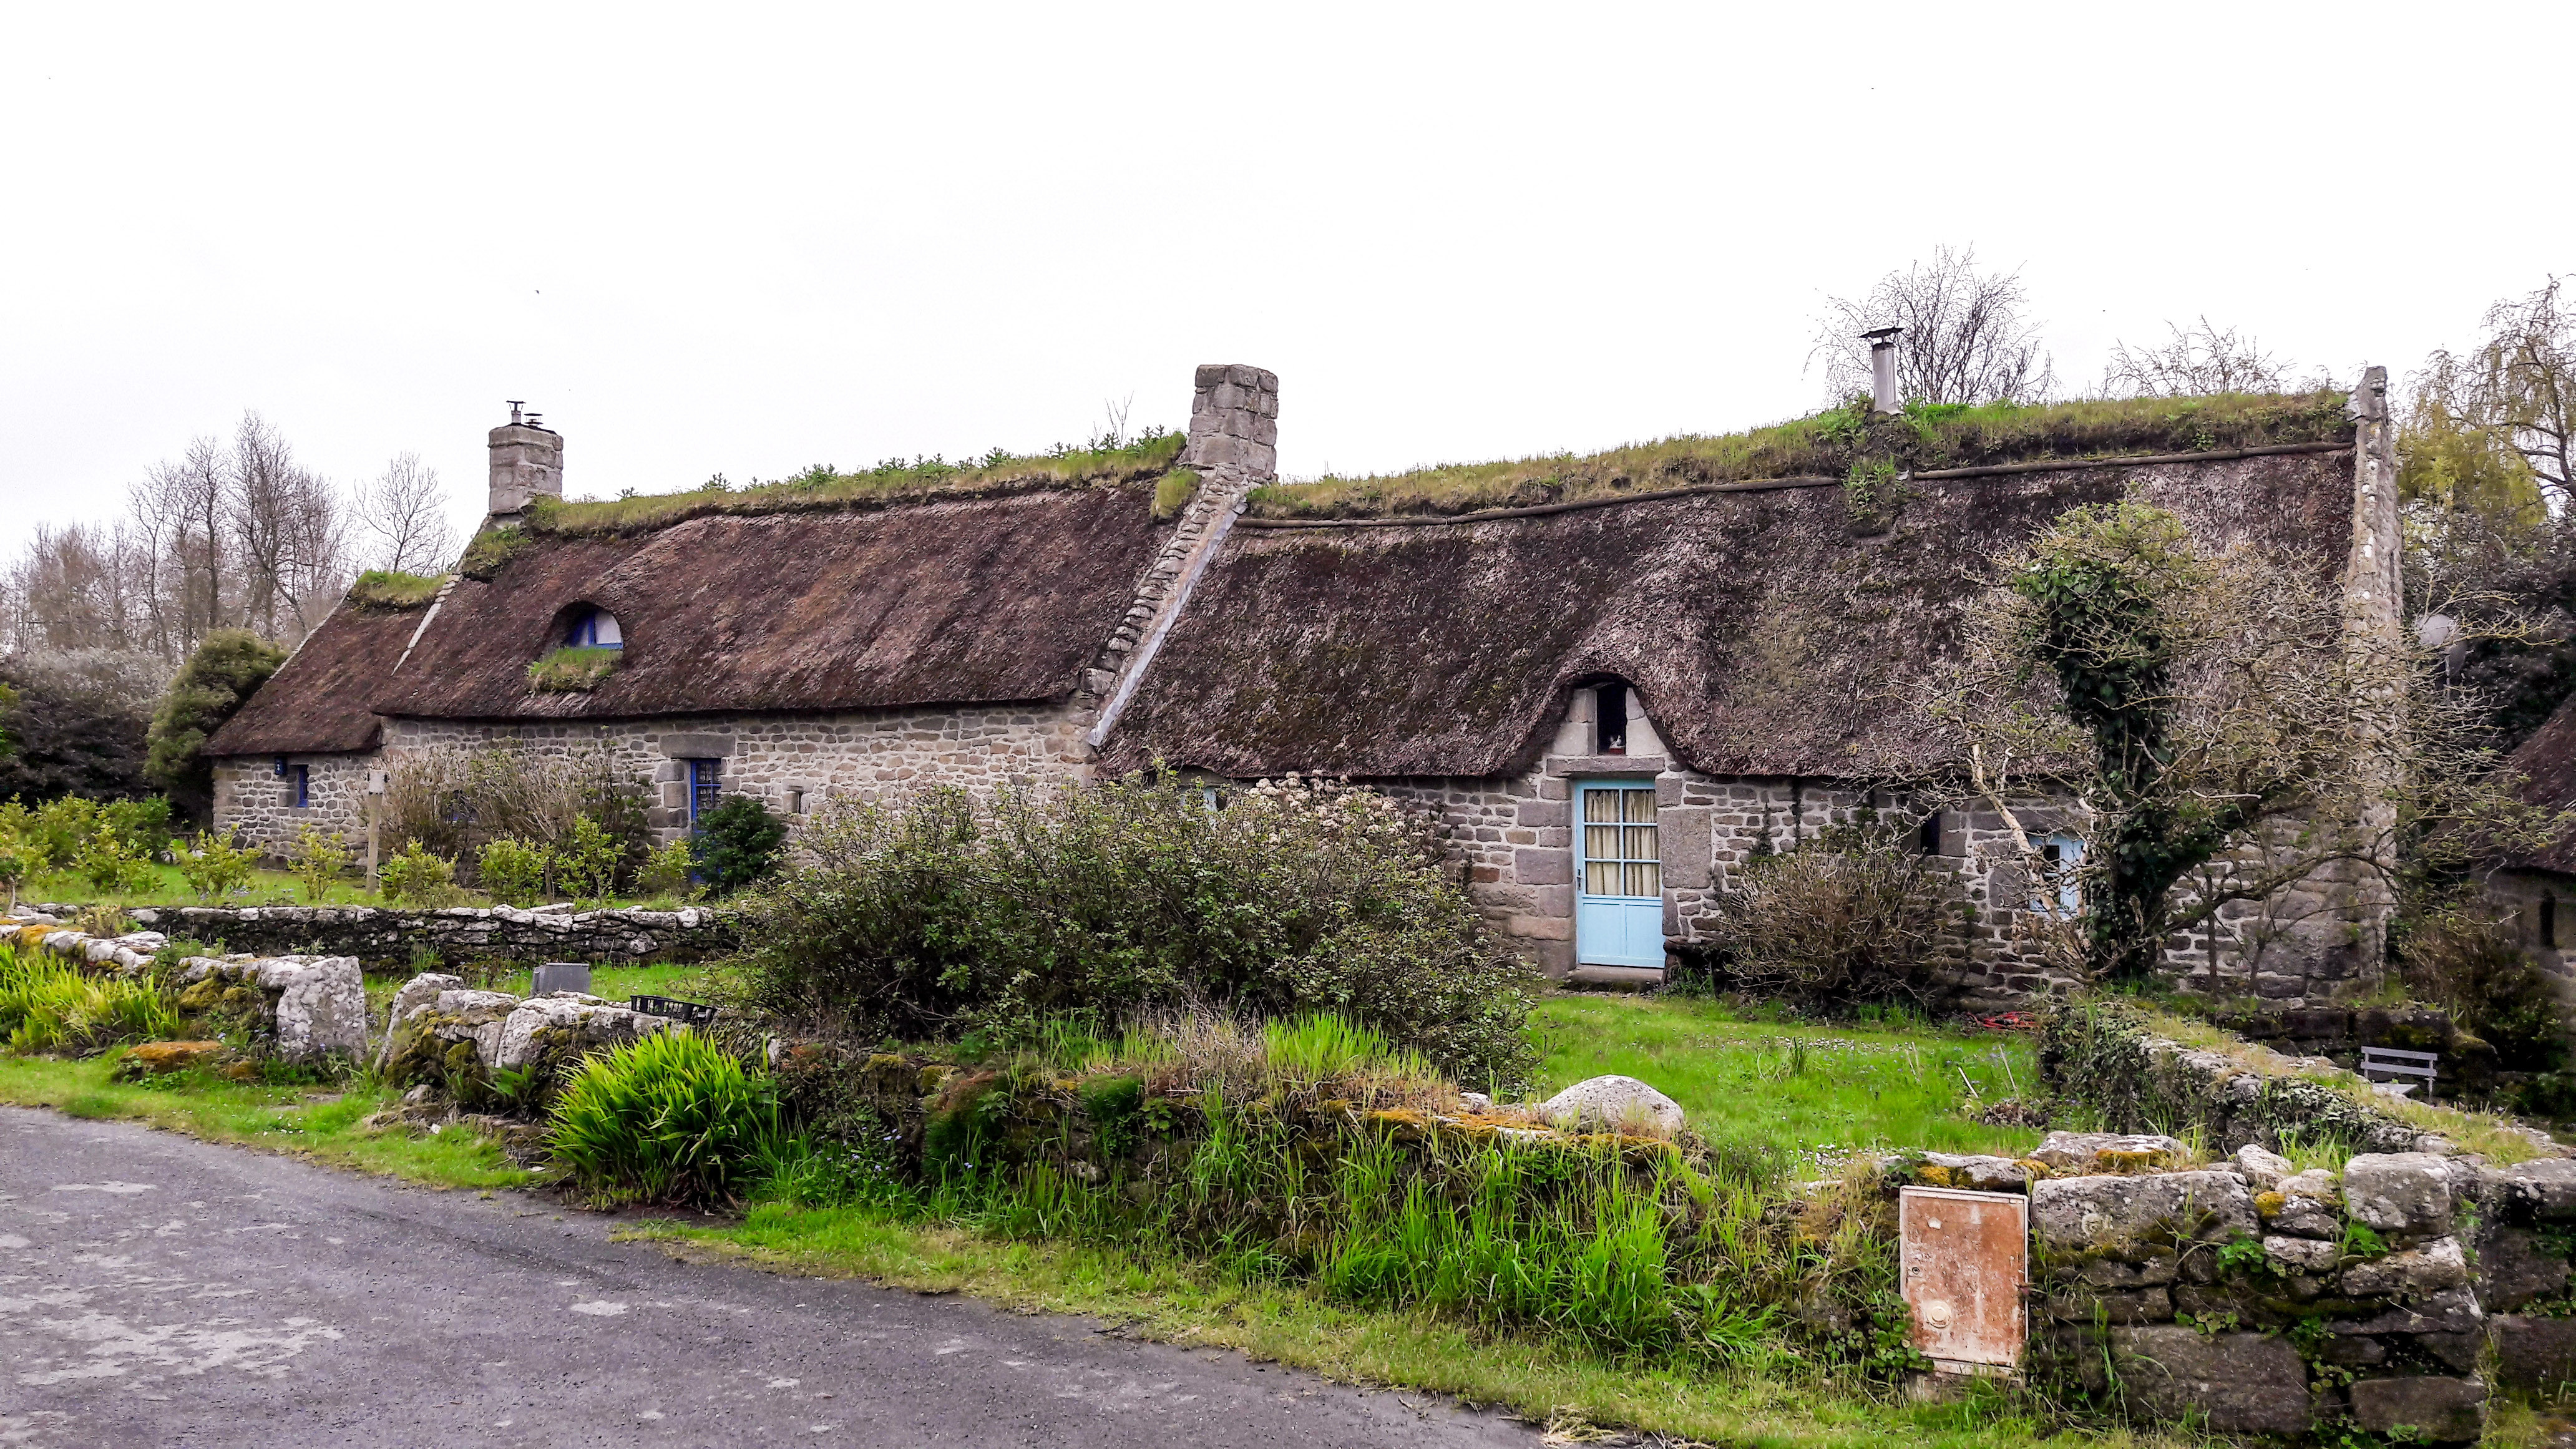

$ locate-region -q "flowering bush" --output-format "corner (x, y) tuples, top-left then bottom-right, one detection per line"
(738, 773), (1537, 1090)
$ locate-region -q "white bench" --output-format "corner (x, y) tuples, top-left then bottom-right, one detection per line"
(2359, 1046), (2439, 1098)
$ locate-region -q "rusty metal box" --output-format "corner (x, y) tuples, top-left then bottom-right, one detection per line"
(1898, 1185), (2027, 1374)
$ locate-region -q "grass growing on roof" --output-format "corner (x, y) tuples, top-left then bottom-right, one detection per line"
(525, 645), (622, 692)
(344, 569), (447, 611)
(526, 431), (1189, 537)
(1247, 389), (2351, 520)
(1531, 992), (2041, 1160)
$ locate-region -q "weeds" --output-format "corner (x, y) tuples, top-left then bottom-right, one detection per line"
(0, 945), (180, 1055)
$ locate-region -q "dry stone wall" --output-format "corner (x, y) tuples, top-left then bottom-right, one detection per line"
(117, 902), (734, 969)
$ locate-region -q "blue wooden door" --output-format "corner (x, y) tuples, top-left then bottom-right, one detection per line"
(1576, 782), (1664, 968)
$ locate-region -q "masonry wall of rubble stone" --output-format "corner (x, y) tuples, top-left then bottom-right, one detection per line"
(1911, 1132), (2576, 1442)
(212, 753), (378, 860)
(119, 903), (734, 968)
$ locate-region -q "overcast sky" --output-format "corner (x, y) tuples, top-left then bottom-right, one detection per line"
(2, 3), (2566, 560)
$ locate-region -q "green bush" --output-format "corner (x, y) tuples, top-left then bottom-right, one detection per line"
(287, 822), (351, 902)
(638, 837), (696, 899)
(0, 945), (179, 1055)
(548, 1030), (779, 1208)
(71, 824), (154, 895)
(693, 795), (785, 895)
(738, 774), (1539, 1090)
(554, 816), (622, 903)
(2399, 904), (2569, 1073)
(144, 630), (287, 822)
(173, 830), (258, 902)
(378, 840), (465, 907)
(476, 836), (554, 905)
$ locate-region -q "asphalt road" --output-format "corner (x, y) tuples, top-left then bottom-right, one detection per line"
(0, 1106), (1534, 1448)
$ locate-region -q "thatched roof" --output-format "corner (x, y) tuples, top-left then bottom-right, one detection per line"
(1096, 447), (2356, 781)
(201, 485), (1168, 748)
(205, 604), (422, 756)
(366, 485), (1166, 721)
(2504, 696), (2576, 875)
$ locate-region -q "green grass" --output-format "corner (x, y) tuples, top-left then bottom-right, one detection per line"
(1531, 993), (2041, 1161)
(0, 1051), (530, 1191)
(1247, 391), (2350, 520)
(344, 568), (446, 611)
(626, 1203), (2198, 1449)
(525, 645), (622, 692)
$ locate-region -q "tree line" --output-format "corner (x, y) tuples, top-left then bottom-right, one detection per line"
(0, 414), (457, 804)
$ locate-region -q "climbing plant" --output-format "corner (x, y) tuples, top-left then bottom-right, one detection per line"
(1934, 500), (2558, 984)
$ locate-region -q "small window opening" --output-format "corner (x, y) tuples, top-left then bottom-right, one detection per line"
(2544, 896), (2560, 950)
(293, 764), (311, 809)
(273, 756), (288, 778)
(788, 787), (806, 816)
(1918, 811), (1944, 856)
(564, 607), (625, 650)
(1595, 683), (1628, 756)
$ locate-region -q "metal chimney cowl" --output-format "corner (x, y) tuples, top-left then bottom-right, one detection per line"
(1864, 327), (1901, 415)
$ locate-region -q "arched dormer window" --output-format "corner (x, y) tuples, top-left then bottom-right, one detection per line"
(563, 606), (623, 650)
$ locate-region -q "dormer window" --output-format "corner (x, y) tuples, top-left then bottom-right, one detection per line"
(564, 607), (623, 650)
(1594, 682), (1628, 756)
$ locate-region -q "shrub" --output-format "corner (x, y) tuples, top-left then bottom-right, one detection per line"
(0, 945), (179, 1055)
(476, 836), (554, 905)
(555, 816), (622, 903)
(173, 830), (258, 903)
(71, 824), (154, 896)
(547, 1030), (779, 1208)
(739, 774), (1539, 1090)
(0, 648), (164, 806)
(638, 837), (695, 899)
(2398, 904), (2568, 1073)
(0, 836), (33, 908)
(693, 796), (786, 895)
(378, 840), (465, 907)
(1711, 828), (1958, 1008)
(287, 822), (352, 902)
(144, 630), (286, 822)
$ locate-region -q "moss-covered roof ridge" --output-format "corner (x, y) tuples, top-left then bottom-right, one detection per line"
(523, 430), (1188, 539)
(1247, 390), (2351, 522)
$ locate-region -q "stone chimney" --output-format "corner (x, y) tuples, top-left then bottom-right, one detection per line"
(1181, 364), (1279, 479)
(487, 402), (564, 519)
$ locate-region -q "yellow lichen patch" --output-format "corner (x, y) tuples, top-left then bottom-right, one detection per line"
(2255, 1190), (2287, 1219)
(2014, 1159), (2052, 1180)
(1915, 1164), (1956, 1187)
(124, 1040), (226, 1075)
(15, 925), (54, 949)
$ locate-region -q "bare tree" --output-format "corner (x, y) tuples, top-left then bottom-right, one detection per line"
(227, 412), (346, 643)
(351, 452), (458, 574)
(2413, 278), (2576, 510)
(2100, 316), (2291, 398)
(1811, 245), (2055, 406)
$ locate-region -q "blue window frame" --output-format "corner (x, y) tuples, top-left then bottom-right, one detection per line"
(293, 764), (311, 809)
(1574, 781), (1664, 968)
(565, 607), (624, 650)
(2034, 832), (2084, 913)
(687, 758), (722, 826)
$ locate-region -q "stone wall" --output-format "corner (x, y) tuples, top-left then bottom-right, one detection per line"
(385, 704), (1092, 846)
(1975, 1132), (2576, 1441)
(212, 752), (378, 860)
(120, 903), (734, 969)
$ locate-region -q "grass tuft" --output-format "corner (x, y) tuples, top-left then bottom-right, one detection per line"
(345, 569), (447, 612)
(525, 645), (622, 693)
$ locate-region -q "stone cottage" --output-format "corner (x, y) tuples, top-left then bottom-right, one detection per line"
(207, 360), (2403, 1007)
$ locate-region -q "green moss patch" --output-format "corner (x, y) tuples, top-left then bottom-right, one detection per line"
(345, 569), (447, 612)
